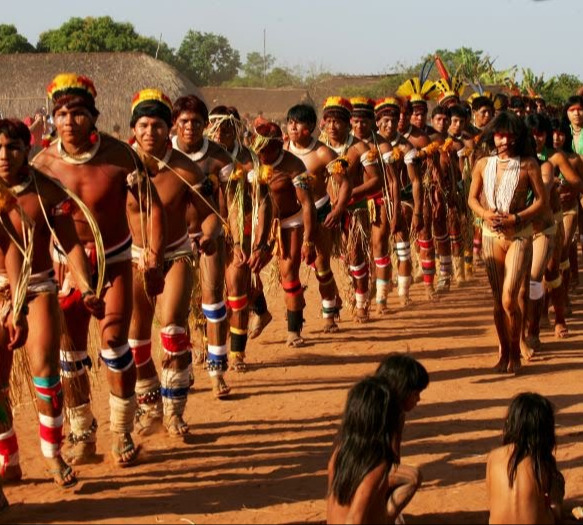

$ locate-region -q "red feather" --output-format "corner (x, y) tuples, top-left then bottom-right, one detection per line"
(434, 55), (450, 83)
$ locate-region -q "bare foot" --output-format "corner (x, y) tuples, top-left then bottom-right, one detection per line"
(354, 308), (369, 323)
(520, 339), (535, 361)
(425, 286), (437, 301)
(163, 414), (189, 437)
(507, 357), (522, 375)
(375, 301), (390, 315)
(399, 295), (412, 307)
(554, 323), (569, 339)
(45, 455), (77, 488)
(323, 319), (340, 333)
(111, 432), (140, 468)
(493, 357), (509, 373)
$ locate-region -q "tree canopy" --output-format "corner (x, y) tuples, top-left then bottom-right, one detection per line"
(0, 24), (35, 54)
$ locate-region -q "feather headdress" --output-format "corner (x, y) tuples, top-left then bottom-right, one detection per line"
(396, 60), (439, 105)
(433, 55), (465, 105)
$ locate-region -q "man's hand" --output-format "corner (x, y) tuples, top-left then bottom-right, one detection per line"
(301, 241), (317, 266)
(82, 291), (105, 319)
(248, 245), (272, 274)
(7, 314), (28, 351)
(411, 212), (424, 233)
(232, 244), (248, 268)
(323, 208), (343, 229)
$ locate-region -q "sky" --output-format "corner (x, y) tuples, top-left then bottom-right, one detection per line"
(5, 0), (581, 80)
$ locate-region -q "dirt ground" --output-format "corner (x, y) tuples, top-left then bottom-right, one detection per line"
(2, 262), (583, 524)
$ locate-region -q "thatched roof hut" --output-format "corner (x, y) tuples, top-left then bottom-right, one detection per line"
(0, 52), (202, 137)
(199, 86), (313, 124)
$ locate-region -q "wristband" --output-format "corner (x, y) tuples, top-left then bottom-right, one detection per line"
(81, 289), (95, 300)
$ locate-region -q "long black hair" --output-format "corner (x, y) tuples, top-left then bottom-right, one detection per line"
(330, 376), (400, 506)
(525, 113), (554, 150)
(561, 95), (583, 154)
(375, 353), (429, 409)
(503, 392), (558, 492)
(478, 111), (536, 158)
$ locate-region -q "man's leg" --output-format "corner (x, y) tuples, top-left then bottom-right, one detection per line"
(128, 267), (160, 435)
(200, 237), (230, 398)
(59, 288), (96, 465)
(99, 260), (140, 466)
(448, 208), (465, 286)
(158, 258), (193, 435)
(394, 228), (412, 306)
(226, 250), (251, 371)
(347, 210), (371, 322)
(314, 225), (341, 333)
(27, 293), (76, 487)
(561, 211), (577, 310)
(0, 321), (18, 482)
(433, 201), (452, 294)
(371, 203), (392, 315)
(546, 223), (568, 339)
(280, 227), (305, 346)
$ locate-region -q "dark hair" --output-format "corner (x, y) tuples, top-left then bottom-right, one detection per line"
(287, 104), (317, 131)
(431, 105), (449, 119)
(52, 94), (99, 118)
(0, 118), (31, 146)
(331, 376), (400, 506)
(509, 96), (526, 110)
(374, 353), (429, 408)
(478, 111), (535, 157)
(255, 121), (284, 158)
(525, 113), (553, 149)
(472, 96), (494, 112)
(561, 95), (583, 154)
(550, 117), (571, 153)
(130, 101), (172, 129)
(449, 104), (468, 121)
(172, 95), (209, 124)
(503, 393), (558, 493)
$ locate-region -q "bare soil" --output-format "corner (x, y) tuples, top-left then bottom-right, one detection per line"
(2, 264), (583, 524)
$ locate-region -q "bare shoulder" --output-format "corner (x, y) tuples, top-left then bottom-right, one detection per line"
(171, 149), (204, 185)
(316, 141), (337, 164)
(100, 134), (141, 172)
(32, 170), (68, 204)
(207, 140), (232, 165)
(284, 150), (308, 175)
(474, 156), (489, 172)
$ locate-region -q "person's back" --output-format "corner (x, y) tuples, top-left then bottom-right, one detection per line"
(487, 444), (555, 524)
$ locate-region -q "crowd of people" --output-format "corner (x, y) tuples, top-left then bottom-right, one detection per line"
(0, 56), (580, 522)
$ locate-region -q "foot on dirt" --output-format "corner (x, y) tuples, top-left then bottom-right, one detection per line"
(520, 340), (535, 361)
(135, 406), (163, 436)
(1, 464), (22, 483)
(211, 375), (231, 399)
(323, 319), (340, 333)
(493, 357), (509, 374)
(286, 331), (305, 347)
(111, 432), (140, 468)
(399, 295), (412, 307)
(435, 277), (451, 295)
(525, 335), (541, 351)
(46, 455), (77, 489)
(354, 308), (369, 323)
(375, 301), (390, 315)
(229, 351), (247, 372)
(507, 357), (522, 375)
(554, 323), (569, 339)
(248, 311), (273, 340)
(425, 286), (437, 301)
(164, 414), (189, 437)
(66, 440), (97, 466)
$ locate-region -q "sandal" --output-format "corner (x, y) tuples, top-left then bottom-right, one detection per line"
(111, 433), (141, 468)
(163, 414), (189, 437)
(248, 311), (273, 340)
(228, 352), (247, 373)
(286, 332), (305, 347)
(211, 376), (231, 399)
(46, 456), (78, 489)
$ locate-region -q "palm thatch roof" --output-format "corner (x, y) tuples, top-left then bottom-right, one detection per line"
(199, 86), (313, 124)
(0, 52), (202, 137)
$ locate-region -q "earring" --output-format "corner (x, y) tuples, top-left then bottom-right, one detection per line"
(89, 129), (99, 145)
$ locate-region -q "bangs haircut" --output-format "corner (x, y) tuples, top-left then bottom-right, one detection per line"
(431, 105), (449, 119)
(0, 118), (31, 147)
(130, 101), (172, 129)
(52, 94), (99, 118)
(525, 113), (553, 149)
(478, 111), (535, 157)
(375, 353), (429, 408)
(449, 104), (468, 120)
(287, 104), (317, 130)
(472, 96), (494, 112)
(172, 95), (209, 124)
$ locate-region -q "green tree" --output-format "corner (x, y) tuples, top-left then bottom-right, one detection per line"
(176, 31), (241, 86)
(0, 24), (35, 53)
(37, 16), (175, 63)
(544, 74), (582, 105)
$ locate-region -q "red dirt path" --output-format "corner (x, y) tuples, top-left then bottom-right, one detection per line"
(2, 265), (583, 524)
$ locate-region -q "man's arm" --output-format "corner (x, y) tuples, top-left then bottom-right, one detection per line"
(350, 146), (382, 202)
(553, 150), (583, 192)
(294, 180), (316, 265)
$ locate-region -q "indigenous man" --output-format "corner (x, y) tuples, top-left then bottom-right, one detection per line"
(207, 105), (272, 369)
(34, 73), (166, 466)
(375, 97), (423, 305)
(252, 122), (317, 346)
(350, 97), (398, 313)
(469, 95), (494, 136)
(285, 104), (351, 331)
(321, 97), (382, 321)
(468, 112), (547, 374)
(172, 95), (235, 398)
(128, 90), (222, 436)
(0, 118), (103, 487)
